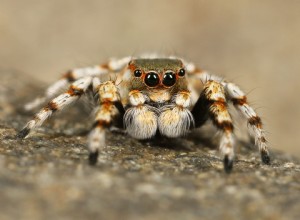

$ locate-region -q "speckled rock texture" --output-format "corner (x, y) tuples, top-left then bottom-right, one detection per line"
(0, 70), (299, 220)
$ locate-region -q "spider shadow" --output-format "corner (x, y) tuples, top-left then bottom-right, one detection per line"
(137, 130), (219, 152)
(136, 125), (256, 154)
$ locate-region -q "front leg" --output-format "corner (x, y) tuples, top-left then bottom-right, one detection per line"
(158, 91), (194, 137)
(189, 67), (270, 165)
(192, 80), (235, 173)
(88, 81), (124, 165)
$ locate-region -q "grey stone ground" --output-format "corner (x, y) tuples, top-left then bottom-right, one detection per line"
(0, 70), (299, 220)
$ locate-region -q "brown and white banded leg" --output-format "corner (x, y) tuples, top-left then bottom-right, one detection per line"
(124, 90), (158, 139)
(17, 77), (93, 138)
(158, 90), (194, 137)
(225, 83), (270, 164)
(194, 80), (235, 172)
(25, 57), (131, 111)
(189, 68), (270, 165)
(88, 81), (123, 165)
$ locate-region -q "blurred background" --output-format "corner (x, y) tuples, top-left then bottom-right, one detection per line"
(0, 0), (299, 155)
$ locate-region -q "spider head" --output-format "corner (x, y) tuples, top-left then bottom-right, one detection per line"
(128, 58), (187, 90)
(125, 58), (188, 103)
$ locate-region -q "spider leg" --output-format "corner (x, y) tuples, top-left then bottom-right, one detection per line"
(189, 68), (270, 165)
(192, 80), (235, 173)
(25, 57), (131, 111)
(225, 82), (270, 164)
(88, 81), (124, 165)
(17, 77), (93, 138)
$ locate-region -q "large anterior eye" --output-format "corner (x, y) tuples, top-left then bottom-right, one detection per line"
(162, 71), (176, 87)
(145, 72), (159, 87)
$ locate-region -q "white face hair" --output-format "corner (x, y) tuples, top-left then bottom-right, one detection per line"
(17, 55), (270, 173)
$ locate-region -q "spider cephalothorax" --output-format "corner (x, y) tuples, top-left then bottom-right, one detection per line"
(17, 55), (270, 173)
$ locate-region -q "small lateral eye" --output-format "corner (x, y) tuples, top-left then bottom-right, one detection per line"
(134, 69), (142, 77)
(178, 68), (185, 77)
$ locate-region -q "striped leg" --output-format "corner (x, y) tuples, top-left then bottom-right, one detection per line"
(225, 83), (270, 164)
(17, 77), (93, 138)
(190, 68), (270, 165)
(195, 80), (235, 172)
(25, 57), (131, 111)
(88, 81), (123, 165)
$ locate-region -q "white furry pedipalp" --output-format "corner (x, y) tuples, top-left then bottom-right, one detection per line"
(158, 105), (194, 138)
(124, 105), (158, 139)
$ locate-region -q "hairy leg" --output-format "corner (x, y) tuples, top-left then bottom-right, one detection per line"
(192, 80), (235, 172)
(189, 68), (270, 165)
(25, 57), (131, 111)
(225, 82), (270, 164)
(17, 77), (93, 138)
(88, 81), (123, 165)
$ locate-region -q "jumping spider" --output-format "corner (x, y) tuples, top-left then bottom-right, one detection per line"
(17, 55), (270, 172)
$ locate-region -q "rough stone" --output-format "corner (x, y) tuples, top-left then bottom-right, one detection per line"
(0, 70), (299, 220)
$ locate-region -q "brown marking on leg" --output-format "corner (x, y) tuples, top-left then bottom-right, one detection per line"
(211, 101), (227, 111)
(214, 120), (234, 132)
(248, 116), (262, 129)
(100, 63), (109, 69)
(101, 102), (113, 111)
(44, 101), (59, 112)
(92, 120), (111, 129)
(260, 136), (267, 143)
(100, 63), (110, 70)
(231, 96), (247, 106)
(33, 115), (41, 122)
(209, 100), (233, 132)
(178, 90), (190, 98)
(63, 70), (75, 82)
(127, 61), (139, 72)
(67, 85), (84, 96)
(216, 97), (226, 103)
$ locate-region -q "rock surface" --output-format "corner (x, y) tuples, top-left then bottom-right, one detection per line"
(0, 70), (299, 220)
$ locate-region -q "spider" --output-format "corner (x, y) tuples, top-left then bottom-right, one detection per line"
(17, 55), (270, 172)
